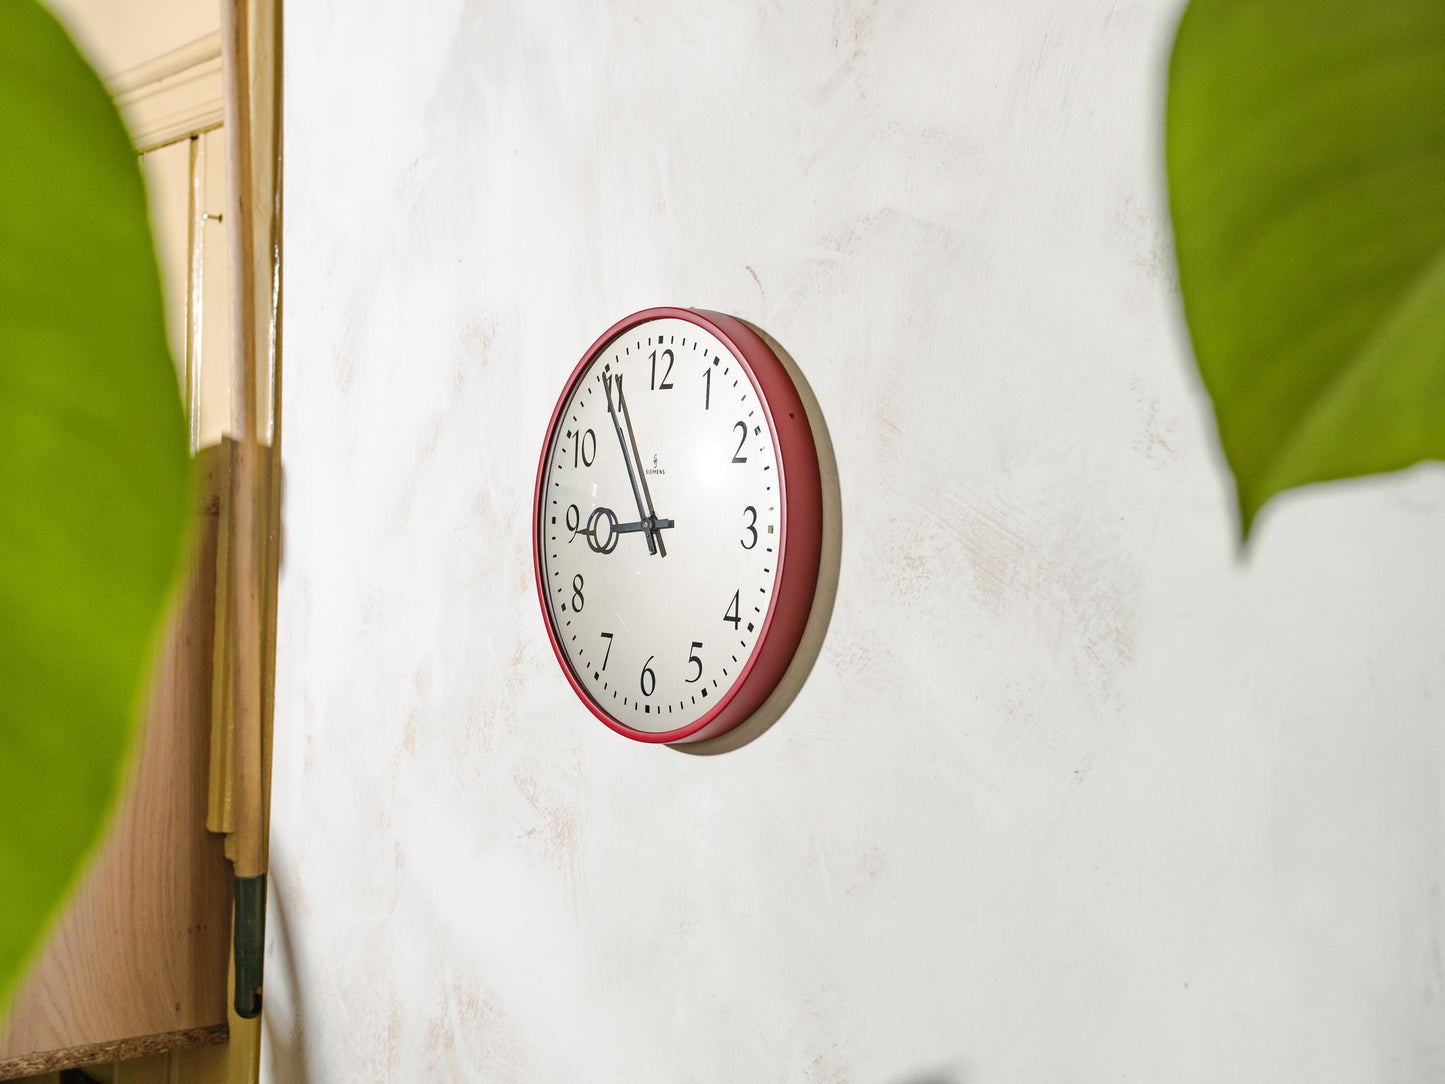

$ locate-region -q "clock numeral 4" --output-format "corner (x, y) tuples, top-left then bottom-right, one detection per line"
(650, 348), (674, 390)
(724, 590), (741, 629)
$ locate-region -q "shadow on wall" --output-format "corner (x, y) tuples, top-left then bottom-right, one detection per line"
(261, 861), (314, 1084)
(675, 321), (844, 756)
(889, 1066), (970, 1084)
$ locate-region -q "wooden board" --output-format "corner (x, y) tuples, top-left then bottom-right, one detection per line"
(0, 446), (233, 1075)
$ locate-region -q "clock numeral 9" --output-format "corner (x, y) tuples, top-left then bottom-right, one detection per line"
(731, 421), (748, 464)
(640, 656), (656, 697)
(564, 503), (581, 542)
(650, 348), (674, 390)
(571, 428), (596, 468)
(740, 506), (758, 549)
(571, 574), (585, 612)
(686, 642), (704, 683)
(724, 590), (741, 629)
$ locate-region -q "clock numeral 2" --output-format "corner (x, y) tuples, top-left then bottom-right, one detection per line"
(724, 590), (741, 629)
(599, 631), (613, 669)
(731, 421), (747, 463)
(571, 428), (596, 468)
(650, 348), (674, 390)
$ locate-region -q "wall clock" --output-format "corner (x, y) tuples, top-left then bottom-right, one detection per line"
(533, 307), (823, 744)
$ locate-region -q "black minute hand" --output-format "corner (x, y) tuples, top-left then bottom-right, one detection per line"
(603, 371), (657, 555)
(616, 375), (669, 558)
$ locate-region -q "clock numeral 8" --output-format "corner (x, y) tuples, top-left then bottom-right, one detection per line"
(571, 574), (584, 612)
(640, 656), (656, 697)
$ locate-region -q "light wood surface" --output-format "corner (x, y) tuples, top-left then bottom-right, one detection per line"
(0, 448), (233, 1073)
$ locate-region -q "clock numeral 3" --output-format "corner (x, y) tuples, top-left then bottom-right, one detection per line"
(650, 348), (675, 390)
(640, 656), (656, 697)
(599, 631), (614, 670)
(686, 642), (704, 684)
(724, 590), (741, 629)
(571, 574), (585, 612)
(741, 506), (758, 549)
(571, 428), (596, 468)
(731, 421), (748, 464)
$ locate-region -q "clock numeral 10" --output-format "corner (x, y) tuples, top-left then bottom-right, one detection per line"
(571, 428), (596, 468)
(650, 348), (674, 390)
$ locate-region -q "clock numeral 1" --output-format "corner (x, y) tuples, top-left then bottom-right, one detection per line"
(599, 631), (614, 670)
(724, 590), (741, 629)
(686, 642), (704, 683)
(704, 367), (711, 410)
(650, 348), (674, 390)
(640, 656), (656, 697)
(731, 421), (747, 463)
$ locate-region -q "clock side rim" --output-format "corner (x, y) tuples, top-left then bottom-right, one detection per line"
(531, 306), (822, 745)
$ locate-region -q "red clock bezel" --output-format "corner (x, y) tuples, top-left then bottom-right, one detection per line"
(532, 307), (822, 745)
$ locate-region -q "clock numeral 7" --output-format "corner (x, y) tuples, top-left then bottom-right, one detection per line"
(686, 642), (704, 683)
(650, 348), (674, 390)
(599, 631), (614, 670)
(724, 589), (741, 629)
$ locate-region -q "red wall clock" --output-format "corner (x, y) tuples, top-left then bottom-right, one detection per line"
(533, 307), (823, 744)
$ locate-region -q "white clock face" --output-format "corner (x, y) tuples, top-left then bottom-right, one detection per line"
(538, 316), (782, 735)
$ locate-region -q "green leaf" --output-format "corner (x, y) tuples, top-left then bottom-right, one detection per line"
(1166, 0), (1445, 537)
(0, 0), (189, 1008)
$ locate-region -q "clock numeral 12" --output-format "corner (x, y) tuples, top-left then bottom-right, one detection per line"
(650, 348), (675, 390)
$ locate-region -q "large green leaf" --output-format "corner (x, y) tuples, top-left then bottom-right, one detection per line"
(0, 1), (189, 1007)
(1166, 0), (1445, 537)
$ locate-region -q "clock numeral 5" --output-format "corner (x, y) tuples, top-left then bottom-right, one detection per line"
(685, 642), (704, 684)
(650, 348), (674, 390)
(724, 589), (741, 629)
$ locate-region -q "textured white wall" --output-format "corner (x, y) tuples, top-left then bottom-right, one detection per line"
(265, 1), (1445, 1080)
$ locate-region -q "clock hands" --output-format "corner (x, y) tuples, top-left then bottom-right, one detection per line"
(582, 506), (675, 555)
(602, 370), (671, 556)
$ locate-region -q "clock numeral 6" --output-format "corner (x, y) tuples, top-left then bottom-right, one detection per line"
(731, 421), (748, 464)
(686, 642), (704, 683)
(571, 428), (596, 468)
(740, 506), (758, 549)
(640, 656), (656, 697)
(724, 590), (741, 629)
(571, 574), (585, 612)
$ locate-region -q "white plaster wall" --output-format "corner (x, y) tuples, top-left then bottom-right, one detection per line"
(264, 1), (1445, 1080)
